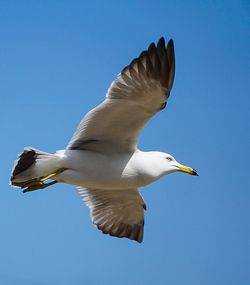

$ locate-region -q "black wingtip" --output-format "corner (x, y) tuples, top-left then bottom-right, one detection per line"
(157, 37), (166, 50)
(168, 38), (174, 45)
(158, 36), (165, 45)
(167, 38), (174, 51)
(158, 37), (174, 49)
(148, 42), (156, 52)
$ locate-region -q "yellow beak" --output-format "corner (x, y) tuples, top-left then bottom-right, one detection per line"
(178, 165), (198, 176)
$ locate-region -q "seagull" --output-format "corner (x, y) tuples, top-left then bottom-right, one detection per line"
(10, 37), (198, 243)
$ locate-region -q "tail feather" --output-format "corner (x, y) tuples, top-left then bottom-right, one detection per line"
(11, 148), (37, 178)
(10, 147), (61, 188)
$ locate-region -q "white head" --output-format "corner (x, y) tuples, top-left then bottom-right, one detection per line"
(147, 151), (198, 177)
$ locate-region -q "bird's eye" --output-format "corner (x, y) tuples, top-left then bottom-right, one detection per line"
(166, 157), (173, 161)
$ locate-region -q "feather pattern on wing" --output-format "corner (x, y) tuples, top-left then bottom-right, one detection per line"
(67, 37), (175, 152)
(77, 187), (146, 243)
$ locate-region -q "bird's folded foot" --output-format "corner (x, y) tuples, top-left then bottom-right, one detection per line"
(22, 168), (66, 193)
(23, 180), (58, 193)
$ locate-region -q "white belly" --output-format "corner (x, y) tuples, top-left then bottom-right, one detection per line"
(55, 149), (155, 189)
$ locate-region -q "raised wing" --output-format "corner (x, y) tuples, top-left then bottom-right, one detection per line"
(77, 187), (146, 243)
(67, 37), (175, 152)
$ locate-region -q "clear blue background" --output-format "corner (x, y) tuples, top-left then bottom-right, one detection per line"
(0, 1), (249, 284)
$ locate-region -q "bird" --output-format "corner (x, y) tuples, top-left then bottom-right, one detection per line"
(10, 37), (198, 243)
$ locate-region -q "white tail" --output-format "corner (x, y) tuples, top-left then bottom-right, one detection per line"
(10, 147), (62, 188)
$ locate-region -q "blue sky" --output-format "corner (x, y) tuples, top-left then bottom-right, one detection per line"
(0, 1), (249, 284)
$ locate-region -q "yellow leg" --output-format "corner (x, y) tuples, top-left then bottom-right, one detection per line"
(22, 168), (66, 193)
(23, 180), (58, 193)
(40, 168), (67, 182)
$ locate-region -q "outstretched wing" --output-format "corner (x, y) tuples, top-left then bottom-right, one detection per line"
(77, 187), (146, 243)
(67, 37), (175, 153)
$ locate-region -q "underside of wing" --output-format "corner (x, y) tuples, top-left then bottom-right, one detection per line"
(76, 187), (146, 243)
(67, 37), (175, 152)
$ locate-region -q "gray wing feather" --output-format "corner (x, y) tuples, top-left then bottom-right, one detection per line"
(67, 37), (175, 152)
(77, 187), (146, 243)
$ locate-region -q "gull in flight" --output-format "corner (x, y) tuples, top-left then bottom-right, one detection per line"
(10, 37), (198, 243)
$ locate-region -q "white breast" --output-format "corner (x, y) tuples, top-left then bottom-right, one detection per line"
(55, 149), (158, 189)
